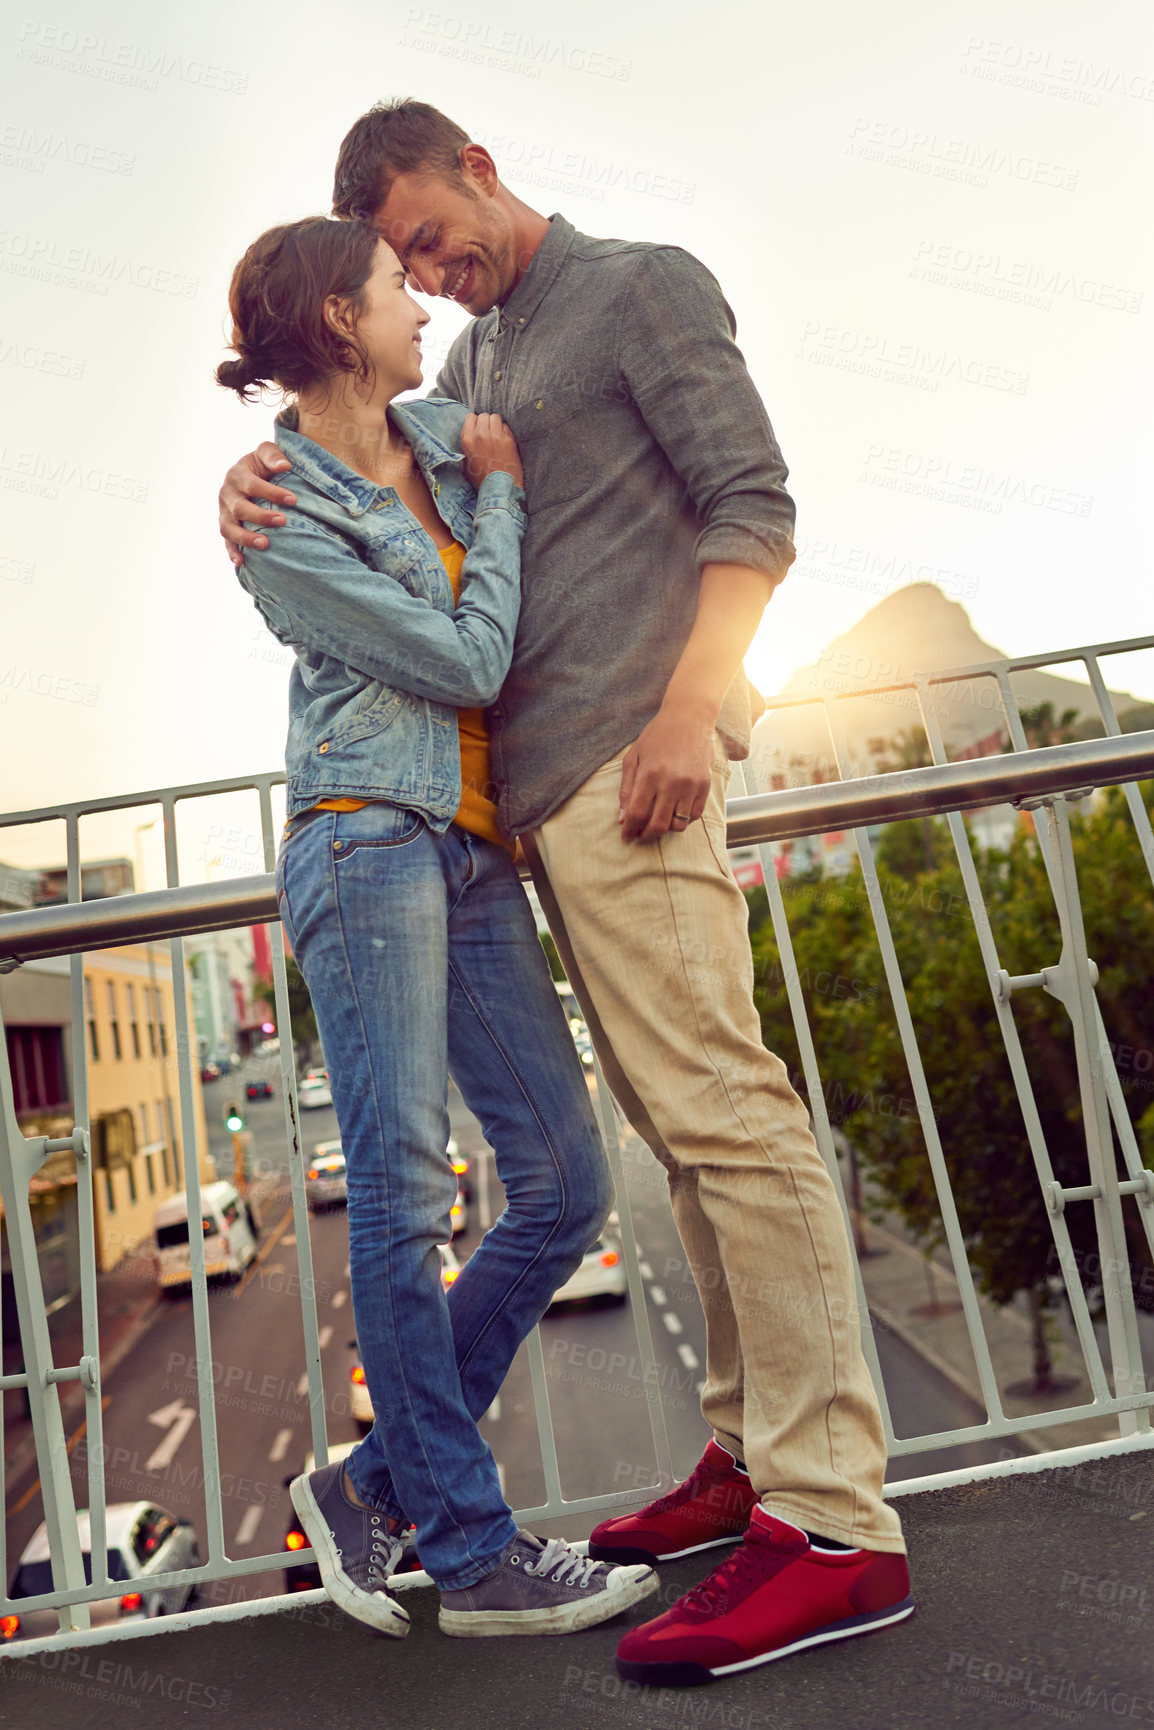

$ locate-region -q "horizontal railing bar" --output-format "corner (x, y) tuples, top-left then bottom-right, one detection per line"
(3, 734), (1153, 966)
(0, 771), (286, 830)
(727, 730), (1154, 847)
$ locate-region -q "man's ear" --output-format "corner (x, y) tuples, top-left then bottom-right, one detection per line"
(458, 143), (500, 198)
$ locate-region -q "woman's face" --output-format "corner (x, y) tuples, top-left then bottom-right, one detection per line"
(331, 239), (430, 397)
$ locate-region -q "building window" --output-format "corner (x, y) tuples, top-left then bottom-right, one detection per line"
(166, 1098), (181, 1185)
(84, 978), (99, 1063)
(103, 1171), (115, 1212)
(126, 1163), (137, 1203)
(106, 981), (121, 1059)
(160, 1142), (171, 1186)
(145, 1153), (155, 1196)
(146, 986), (158, 1056)
(6, 1026), (69, 1115)
(127, 985), (141, 1058)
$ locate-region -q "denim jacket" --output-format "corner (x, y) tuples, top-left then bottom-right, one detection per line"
(236, 398), (526, 823)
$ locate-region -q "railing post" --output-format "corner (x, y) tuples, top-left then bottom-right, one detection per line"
(0, 1004), (91, 1632)
(1039, 798), (1150, 1434)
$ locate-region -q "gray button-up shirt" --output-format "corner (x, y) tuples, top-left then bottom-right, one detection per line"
(435, 214), (796, 835)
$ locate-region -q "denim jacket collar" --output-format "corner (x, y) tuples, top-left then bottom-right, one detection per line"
(274, 397), (467, 519)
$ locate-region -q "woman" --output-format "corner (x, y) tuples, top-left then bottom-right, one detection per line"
(216, 218), (654, 1638)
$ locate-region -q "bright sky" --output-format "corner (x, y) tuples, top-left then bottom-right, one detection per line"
(1, 0), (1151, 884)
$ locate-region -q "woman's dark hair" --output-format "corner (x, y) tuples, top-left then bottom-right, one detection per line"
(216, 217), (382, 402)
(332, 98), (471, 222)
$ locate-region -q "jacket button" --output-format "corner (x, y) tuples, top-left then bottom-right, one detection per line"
(535, 400), (544, 409)
(319, 742), (330, 754)
(494, 370), (502, 381)
(333, 840), (343, 851)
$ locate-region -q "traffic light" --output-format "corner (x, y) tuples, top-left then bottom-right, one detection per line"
(225, 1103), (244, 1133)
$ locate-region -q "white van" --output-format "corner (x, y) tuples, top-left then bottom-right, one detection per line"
(154, 1181), (259, 1288)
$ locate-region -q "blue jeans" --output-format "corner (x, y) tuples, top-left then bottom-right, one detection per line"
(276, 803), (613, 1589)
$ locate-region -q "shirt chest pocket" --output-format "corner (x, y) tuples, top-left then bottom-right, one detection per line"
(507, 386), (595, 511)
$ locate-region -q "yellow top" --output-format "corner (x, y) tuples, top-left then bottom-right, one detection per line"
(312, 541), (511, 852)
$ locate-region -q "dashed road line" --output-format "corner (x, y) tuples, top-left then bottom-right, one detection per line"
(648, 1286), (668, 1306)
(295, 1372), (309, 1398)
(318, 1325), (333, 1349)
(637, 1261), (654, 1279)
(236, 1504), (263, 1546)
(677, 1342), (699, 1370)
(332, 1290), (347, 1309)
(268, 1427), (294, 1463)
(661, 1312), (683, 1335)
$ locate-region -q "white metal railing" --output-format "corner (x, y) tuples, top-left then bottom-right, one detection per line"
(2, 632), (1153, 1656)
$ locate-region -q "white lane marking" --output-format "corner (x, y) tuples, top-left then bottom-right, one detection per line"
(268, 1428), (294, 1463)
(282, 1235), (296, 1246)
(332, 1290), (347, 1309)
(145, 1400), (197, 1471)
(496, 1461), (506, 1494)
(235, 1505), (263, 1547)
(677, 1342), (699, 1369)
(296, 1373), (310, 1397)
(661, 1312), (683, 1336)
(318, 1325), (333, 1349)
(696, 1380), (706, 1396)
(637, 1261), (654, 1280)
(485, 1396), (501, 1422)
(648, 1285), (668, 1306)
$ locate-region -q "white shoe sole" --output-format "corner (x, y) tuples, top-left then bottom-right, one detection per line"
(439, 1564), (658, 1638)
(289, 1472), (410, 1639)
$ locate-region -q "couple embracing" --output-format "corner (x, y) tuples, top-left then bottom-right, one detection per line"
(215, 98), (911, 1687)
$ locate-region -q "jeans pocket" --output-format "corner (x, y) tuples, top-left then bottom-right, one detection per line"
(332, 804), (425, 860)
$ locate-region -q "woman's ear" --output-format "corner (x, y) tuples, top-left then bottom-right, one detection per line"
(323, 294), (357, 340)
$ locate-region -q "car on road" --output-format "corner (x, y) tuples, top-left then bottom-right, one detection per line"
(447, 1135), (472, 1202)
(298, 1073), (333, 1110)
(449, 1183), (468, 1237)
(199, 1062), (221, 1083)
(154, 1180), (259, 1290)
(256, 1037), (280, 1056)
(549, 1230), (628, 1307)
(246, 1078), (274, 1101)
(348, 1247), (463, 1428)
(4, 1502), (201, 1642)
(306, 1141), (347, 1210)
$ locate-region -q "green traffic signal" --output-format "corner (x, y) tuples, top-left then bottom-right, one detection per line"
(225, 1103), (244, 1133)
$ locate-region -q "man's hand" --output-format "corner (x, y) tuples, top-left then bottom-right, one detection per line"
(618, 702), (714, 843)
(218, 443), (296, 566)
(461, 413), (524, 492)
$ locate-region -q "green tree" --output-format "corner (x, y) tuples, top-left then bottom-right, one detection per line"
(253, 956), (318, 1063)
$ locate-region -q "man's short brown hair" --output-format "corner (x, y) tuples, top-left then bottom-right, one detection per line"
(332, 99), (472, 221)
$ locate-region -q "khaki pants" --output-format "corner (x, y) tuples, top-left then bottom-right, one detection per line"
(525, 745), (904, 1551)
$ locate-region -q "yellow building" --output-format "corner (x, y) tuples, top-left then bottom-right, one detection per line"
(82, 945), (214, 1272)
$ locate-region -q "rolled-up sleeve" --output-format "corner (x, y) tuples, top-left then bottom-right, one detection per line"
(618, 247), (796, 585)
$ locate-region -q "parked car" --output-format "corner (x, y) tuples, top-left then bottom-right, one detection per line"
(449, 1185), (468, 1237)
(549, 1230), (628, 1307)
(306, 1142), (347, 1210)
(348, 1247), (462, 1429)
(154, 1181), (259, 1290)
(199, 1062), (221, 1083)
(246, 1078), (274, 1101)
(4, 1503), (201, 1642)
(298, 1073), (333, 1110)
(256, 1037), (280, 1056)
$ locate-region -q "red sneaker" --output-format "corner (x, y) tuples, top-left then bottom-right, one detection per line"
(588, 1440), (758, 1566)
(616, 1506), (913, 1686)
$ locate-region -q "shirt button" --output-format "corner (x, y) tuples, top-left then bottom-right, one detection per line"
(518, 317), (525, 325)
(318, 743), (330, 754)
(494, 370), (502, 381)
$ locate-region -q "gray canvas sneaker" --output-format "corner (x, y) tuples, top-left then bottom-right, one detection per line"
(438, 1530), (657, 1637)
(289, 1459), (410, 1636)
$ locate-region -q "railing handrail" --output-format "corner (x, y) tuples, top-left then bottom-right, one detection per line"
(2, 731), (1152, 967)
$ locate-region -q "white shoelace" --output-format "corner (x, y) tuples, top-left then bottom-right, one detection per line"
(524, 1538), (602, 1589)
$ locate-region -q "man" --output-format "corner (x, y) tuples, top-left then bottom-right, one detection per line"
(219, 99), (912, 1685)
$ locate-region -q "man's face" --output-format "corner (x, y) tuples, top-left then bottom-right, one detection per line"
(375, 169), (516, 317)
